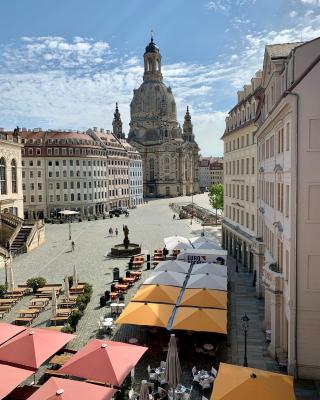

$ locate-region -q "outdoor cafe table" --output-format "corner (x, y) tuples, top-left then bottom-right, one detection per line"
(130, 271), (142, 279)
(56, 308), (74, 316)
(203, 343), (214, 351)
(30, 297), (49, 306)
(110, 303), (125, 314)
(59, 301), (77, 308)
(123, 277), (135, 285)
(114, 284), (129, 292)
(17, 309), (40, 317)
(0, 299), (16, 304)
(49, 353), (72, 366)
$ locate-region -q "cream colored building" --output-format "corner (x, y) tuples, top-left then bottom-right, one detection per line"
(222, 71), (262, 273)
(0, 129), (23, 218)
(20, 129), (108, 218)
(256, 38), (320, 379)
(128, 36), (199, 197)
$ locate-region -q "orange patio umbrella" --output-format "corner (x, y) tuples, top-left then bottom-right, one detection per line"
(116, 302), (174, 328)
(0, 363), (35, 399)
(27, 377), (116, 400)
(0, 327), (74, 369)
(211, 363), (295, 400)
(171, 307), (227, 334)
(59, 339), (147, 387)
(179, 288), (227, 309)
(0, 322), (26, 345)
(132, 284), (181, 304)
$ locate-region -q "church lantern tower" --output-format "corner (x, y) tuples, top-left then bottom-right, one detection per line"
(143, 34), (163, 82)
(112, 103), (125, 139)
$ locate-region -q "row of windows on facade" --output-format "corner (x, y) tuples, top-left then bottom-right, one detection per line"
(130, 188), (143, 195)
(22, 147), (105, 157)
(258, 123), (290, 161)
(0, 158), (18, 195)
(22, 170), (107, 179)
(22, 159), (107, 168)
(23, 180), (108, 192)
(225, 102), (256, 133)
(25, 190), (108, 204)
(259, 217), (288, 278)
(225, 205), (255, 232)
(109, 179), (129, 186)
(129, 162), (142, 169)
(129, 180), (143, 186)
(22, 137), (97, 146)
(225, 157), (255, 176)
(225, 184), (255, 203)
(109, 188), (129, 197)
(225, 132), (255, 153)
(129, 170), (143, 177)
(109, 169), (129, 176)
(258, 180), (289, 217)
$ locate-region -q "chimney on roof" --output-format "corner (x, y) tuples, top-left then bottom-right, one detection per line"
(93, 127), (98, 132)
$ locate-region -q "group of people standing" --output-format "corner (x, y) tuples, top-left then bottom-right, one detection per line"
(108, 227), (119, 237)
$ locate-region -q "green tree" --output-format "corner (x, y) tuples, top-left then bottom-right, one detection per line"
(208, 184), (224, 225)
(26, 277), (47, 293)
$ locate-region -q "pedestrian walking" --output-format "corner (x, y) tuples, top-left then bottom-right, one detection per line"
(109, 227), (113, 236)
(163, 245), (168, 260)
(71, 241), (75, 252)
(115, 228), (118, 236)
(173, 214), (176, 220)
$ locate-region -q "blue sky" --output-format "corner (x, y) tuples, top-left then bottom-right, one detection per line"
(0, 0), (320, 155)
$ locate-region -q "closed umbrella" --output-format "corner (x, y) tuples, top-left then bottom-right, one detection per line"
(139, 380), (149, 400)
(165, 334), (181, 400)
(51, 288), (57, 318)
(73, 265), (78, 288)
(7, 264), (14, 292)
(64, 275), (70, 300)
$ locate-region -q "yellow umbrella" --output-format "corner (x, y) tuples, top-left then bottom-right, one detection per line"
(171, 307), (227, 334)
(211, 363), (295, 400)
(179, 288), (227, 309)
(116, 302), (174, 328)
(132, 285), (181, 305)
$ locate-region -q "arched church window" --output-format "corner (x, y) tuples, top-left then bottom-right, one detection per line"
(156, 59), (160, 71)
(148, 59), (153, 72)
(164, 157), (170, 174)
(11, 159), (17, 193)
(164, 130), (168, 137)
(0, 157), (7, 195)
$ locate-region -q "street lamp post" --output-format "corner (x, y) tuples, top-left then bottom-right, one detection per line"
(68, 217), (72, 241)
(241, 313), (250, 367)
(4, 256), (8, 288)
(201, 222), (205, 236)
(235, 241), (239, 273)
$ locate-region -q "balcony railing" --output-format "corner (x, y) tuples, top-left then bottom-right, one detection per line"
(263, 263), (283, 293)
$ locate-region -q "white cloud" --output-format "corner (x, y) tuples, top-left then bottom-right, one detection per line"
(300, 0), (320, 5)
(289, 10), (298, 17)
(1, 18), (320, 157)
(206, 0), (256, 14)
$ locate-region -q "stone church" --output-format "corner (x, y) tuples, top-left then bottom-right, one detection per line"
(128, 36), (199, 197)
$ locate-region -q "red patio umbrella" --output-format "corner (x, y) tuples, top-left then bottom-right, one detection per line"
(0, 322), (26, 345)
(0, 363), (34, 399)
(59, 339), (147, 386)
(0, 327), (74, 369)
(26, 377), (116, 400)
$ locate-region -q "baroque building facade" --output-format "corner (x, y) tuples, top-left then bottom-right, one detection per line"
(128, 37), (199, 197)
(222, 71), (262, 276)
(20, 129), (108, 218)
(255, 38), (320, 379)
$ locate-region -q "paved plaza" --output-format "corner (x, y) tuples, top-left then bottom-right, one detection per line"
(1, 193), (319, 399)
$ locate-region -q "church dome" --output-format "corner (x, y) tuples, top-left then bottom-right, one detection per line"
(130, 80), (177, 118)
